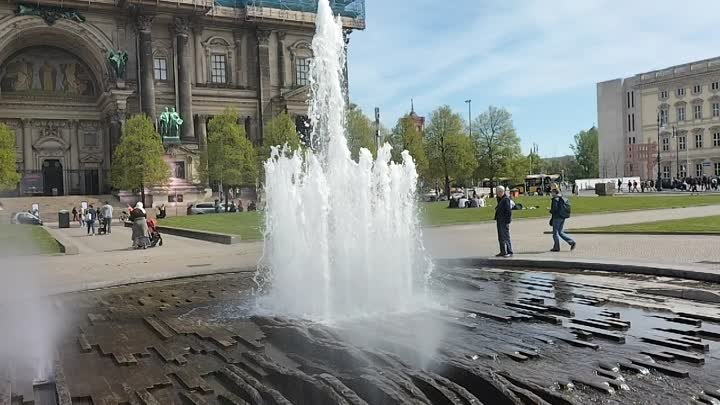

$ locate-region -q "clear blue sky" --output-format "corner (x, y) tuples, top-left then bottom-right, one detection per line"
(347, 0), (720, 157)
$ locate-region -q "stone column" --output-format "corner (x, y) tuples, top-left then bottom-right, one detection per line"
(21, 118), (33, 170)
(174, 17), (195, 142)
(239, 31), (248, 87)
(256, 28), (272, 144)
(136, 15), (156, 120)
(193, 26), (205, 85)
(343, 29), (351, 103)
(197, 114), (208, 149)
(276, 31), (287, 89)
(69, 120), (80, 192)
(233, 32), (243, 87)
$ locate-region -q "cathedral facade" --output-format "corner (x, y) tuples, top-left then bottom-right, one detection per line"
(0, 0), (363, 203)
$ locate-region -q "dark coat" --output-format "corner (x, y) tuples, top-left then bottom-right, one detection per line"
(494, 194), (512, 224)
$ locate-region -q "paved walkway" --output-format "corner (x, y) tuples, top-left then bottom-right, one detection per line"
(4, 204), (720, 295)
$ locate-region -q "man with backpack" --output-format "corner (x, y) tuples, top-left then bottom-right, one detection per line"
(549, 188), (576, 252)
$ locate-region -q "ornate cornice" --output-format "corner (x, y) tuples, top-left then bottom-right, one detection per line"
(135, 14), (154, 33)
(256, 29), (271, 46)
(276, 30), (286, 41)
(173, 17), (192, 37)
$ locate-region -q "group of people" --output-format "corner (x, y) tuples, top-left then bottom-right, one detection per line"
(71, 202), (113, 236)
(449, 193), (487, 209)
(493, 185), (576, 257)
(618, 179), (656, 193)
(214, 199), (257, 213)
(671, 176), (718, 193)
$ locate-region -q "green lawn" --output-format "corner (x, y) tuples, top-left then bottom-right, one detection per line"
(155, 195), (720, 240)
(0, 224), (61, 255)
(421, 194), (720, 226)
(571, 215), (720, 234)
(159, 212), (264, 240)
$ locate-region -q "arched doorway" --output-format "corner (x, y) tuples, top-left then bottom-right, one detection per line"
(42, 159), (64, 195)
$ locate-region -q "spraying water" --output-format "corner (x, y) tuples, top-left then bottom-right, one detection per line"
(256, 0), (431, 321)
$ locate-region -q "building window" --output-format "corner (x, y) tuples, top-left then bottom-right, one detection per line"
(295, 57), (311, 86)
(210, 54), (227, 84)
(660, 90), (669, 99)
(660, 109), (668, 125)
(662, 166), (670, 179)
(677, 106), (686, 121)
(679, 164), (687, 178)
(713, 81), (720, 91)
(662, 137), (669, 151)
(679, 136), (686, 150)
(716, 162), (720, 176)
(696, 164), (703, 177)
(153, 57), (168, 81)
(713, 103), (720, 117)
(627, 114), (631, 132)
(677, 87), (685, 97)
(693, 84), (702, 94)
(631, 113), (635, 131)
(714, 132), (720, 147)
(627, 92), (631, 108)
(694, 104), (703, 120)
(695, 133), (703, 148)
(631, 91), (634, 108)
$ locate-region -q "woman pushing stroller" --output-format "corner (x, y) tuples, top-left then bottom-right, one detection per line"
(129, 202), (151, 249)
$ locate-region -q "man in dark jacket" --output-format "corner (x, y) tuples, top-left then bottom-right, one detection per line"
(549, 188), (576, 252)
(494, 186), (513, 257)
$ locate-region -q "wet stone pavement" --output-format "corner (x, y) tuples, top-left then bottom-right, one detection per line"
(2, 267), (720, 405)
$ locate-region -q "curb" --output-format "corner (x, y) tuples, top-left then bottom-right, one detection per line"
(544, 230), (720, 236)
(158, 226), (241, 245)
(435, 256), (720, 283)
(43, 226), (79, 255)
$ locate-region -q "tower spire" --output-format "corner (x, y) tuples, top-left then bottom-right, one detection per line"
(410, 98), (415, 114)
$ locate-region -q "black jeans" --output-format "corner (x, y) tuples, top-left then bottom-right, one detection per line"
(496, 221), (513, 255)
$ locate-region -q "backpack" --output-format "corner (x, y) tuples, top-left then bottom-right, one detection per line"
(558, 197), (571, 219)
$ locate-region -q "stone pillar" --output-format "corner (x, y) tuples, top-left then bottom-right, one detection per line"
(174, 17), (195, 141)
(197, 114), (208, 149)
(256, 29), (272, 143)
(239, 31), (248, 87)
(69, 120), (80, 192)
(343, 29), (351, 103)
(276, 31), (287, 89)
(233, 32), (243, 87)
(193, 26), (205, 85)
(21, 118), (33, 170)
(136, 15), (156, 120)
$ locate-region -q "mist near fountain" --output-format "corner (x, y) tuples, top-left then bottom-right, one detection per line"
(256, 0), (432, 321)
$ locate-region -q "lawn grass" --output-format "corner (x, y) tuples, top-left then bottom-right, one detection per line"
(421, 194), (720, 226)
(571, 215), (720, 234)
(0, 224), (61, 255)
(159, 212), (264, 240)
(155, 194), (720, 239)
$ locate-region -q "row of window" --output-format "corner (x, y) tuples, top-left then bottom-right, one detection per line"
(151, 56), (312, 86)
(662, 163), (720, 178)
(659, 132), (720, 151)
(627, 113), (635, 132)
(626, 91), (635, 108)
(660, 81), (720, 100)
(659, 103), (720, 125)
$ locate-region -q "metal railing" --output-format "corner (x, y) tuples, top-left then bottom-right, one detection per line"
(214, 0), (365, 22)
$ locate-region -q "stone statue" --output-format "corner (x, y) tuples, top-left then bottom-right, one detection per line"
(40, 62), (55, 91)
(16, 3), (85, 25)
(108, 50), (128, 80)
(63, 63), (82, 94)
(13, 61), (33, 91)
(158, 107), (182, 141)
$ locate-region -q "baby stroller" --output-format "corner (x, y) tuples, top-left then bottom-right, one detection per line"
(97, 214), (107, 235)
(147, 218), (163, 247)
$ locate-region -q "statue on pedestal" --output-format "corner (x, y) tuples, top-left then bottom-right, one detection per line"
(108, 50), (129, 81)
(158, 107), (182, 143)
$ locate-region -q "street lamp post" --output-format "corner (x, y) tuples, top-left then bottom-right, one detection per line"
(656, 113), (663, 191)
(465, 99), (472, 137)
(672, 126), (679, 180)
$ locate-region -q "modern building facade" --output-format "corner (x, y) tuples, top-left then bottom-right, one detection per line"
(597, 57), (720, 182)
(0, 0), (364, 203)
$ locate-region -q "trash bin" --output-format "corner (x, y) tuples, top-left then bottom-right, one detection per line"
(58, 209), (70, 228)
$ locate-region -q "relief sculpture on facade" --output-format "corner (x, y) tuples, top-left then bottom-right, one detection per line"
(0, 47), (95, 96)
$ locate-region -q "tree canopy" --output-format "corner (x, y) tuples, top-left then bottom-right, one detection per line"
(392, 114), (429, 180)
(472, 106), (522, 195)
(346, 104), (377, 159)
(259, 112), (301, 160)
(0, 123), (20, 190)
(425, 106), (476, 197)
(205, 108), (258, 210)
(571, 126), (599, 179)
(110, 114), (170, 204)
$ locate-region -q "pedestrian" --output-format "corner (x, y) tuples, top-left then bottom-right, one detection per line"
(640, 181), (645, 193)
(713, 177), (718, 191)
(101, 201), (113, 234)
(549, 188), (576, 252)
(633, 180), (639, 192)
(617, 179), (622, 192)
(72, 207), (78, 223)
(494, 185), (513, 257)
(130, 202), (150, 249)
(628, 180), (633, 193)
(86, 204), (97, 236)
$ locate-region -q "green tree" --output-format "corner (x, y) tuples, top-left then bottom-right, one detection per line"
(425, 106), (477, 197)
(346, 104), (377, 159)
(206, 108), (258, 211)
(392, 114), (429, 181)
(571, 126), (599, 178)
(472, 106), (522, 196)
(110, 114), (170, 205)
(0, 124), (20, 190)
(259, 112), (301, 161)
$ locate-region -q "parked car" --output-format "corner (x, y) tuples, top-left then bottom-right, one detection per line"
(13, 212), (43, 225)
(186, 202), (236, 215)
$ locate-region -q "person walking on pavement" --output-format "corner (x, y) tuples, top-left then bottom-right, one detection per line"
(101, 201), (114, 234)
(549, 188), (576, 252)
(85, 204), (97, 236)
(494, 186), (514, 257)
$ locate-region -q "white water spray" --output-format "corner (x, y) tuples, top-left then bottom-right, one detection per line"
(256, 0), (431, 321)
